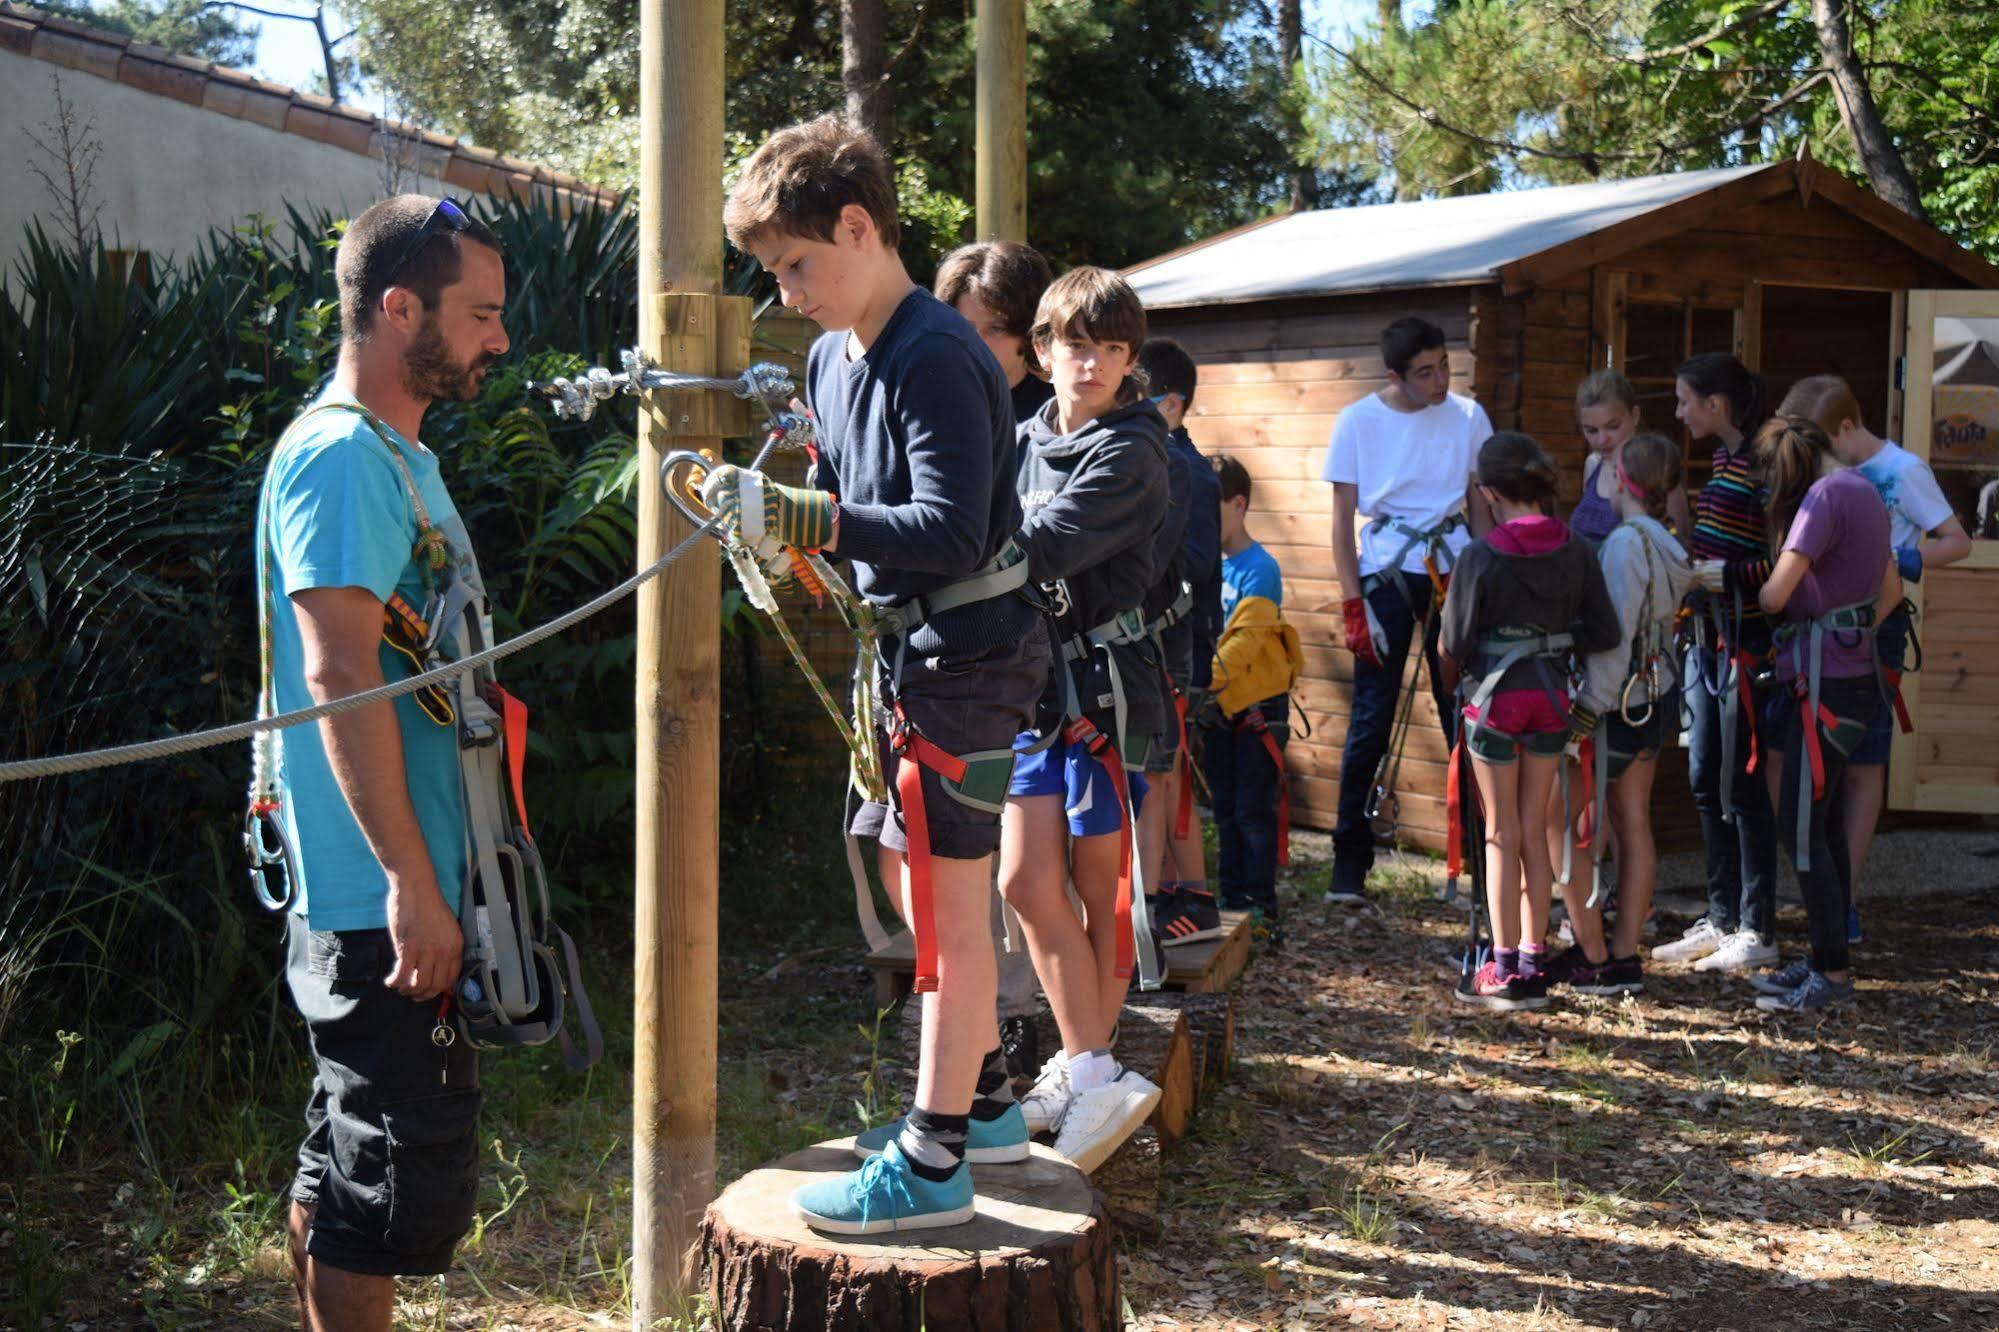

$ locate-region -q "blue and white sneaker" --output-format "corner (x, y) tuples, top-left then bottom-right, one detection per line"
(1748, 955), (1814, 997)
(1754, 968), (1855, 1012)
(791, 1140), (976, 1236)
(851, 1105), (1030, 1163)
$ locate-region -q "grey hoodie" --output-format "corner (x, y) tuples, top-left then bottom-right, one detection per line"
(1577, 515), (1695, 715)
(1015, 397), (1170, 742)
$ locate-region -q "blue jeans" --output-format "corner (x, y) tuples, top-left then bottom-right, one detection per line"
(1332, 570), (1455, 891)
(1683, 644), (1777, 938)
(1202, 696), (1288, 913)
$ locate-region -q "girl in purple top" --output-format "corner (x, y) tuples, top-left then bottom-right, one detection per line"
(1570, 370), (1692, 546)
(1753, 415), (1898, 1012)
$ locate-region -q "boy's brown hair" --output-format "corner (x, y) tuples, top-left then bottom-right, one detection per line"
(1031, 267), (1150, 404)
(1775, 374), (1864, 439)
(1214, 453), (1251, 504)
(723, 116), (900, 251)
(934, 241), (1053, 345)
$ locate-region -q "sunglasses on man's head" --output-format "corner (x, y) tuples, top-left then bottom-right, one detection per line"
(384, 198), (472, 282)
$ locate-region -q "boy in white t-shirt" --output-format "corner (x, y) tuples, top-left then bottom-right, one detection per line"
(1321, 316), (1493, 902)
(1783, 375), (1970, 944)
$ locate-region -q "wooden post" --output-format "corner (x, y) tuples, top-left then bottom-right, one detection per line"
(974, 0), (1028, 242)
(632, 0), (725, 1319)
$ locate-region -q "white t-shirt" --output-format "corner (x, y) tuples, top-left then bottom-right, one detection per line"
(1854, 440), (1954, 552)
(1322, 390), (1493, 575)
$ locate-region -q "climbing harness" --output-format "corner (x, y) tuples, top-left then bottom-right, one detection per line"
(1689, 585), (1766, 823)
(658, 418), (1035, 996)
(250, 401), (602, 1069)
(1361, 518), (1460, 612)
(1145, 584), (1198, 841)
(1445, 630), (1577, 887)
(1055, 606), (1166, 992)
(1237, 705), (1292, 870)
(1772, 599), (1878, 873)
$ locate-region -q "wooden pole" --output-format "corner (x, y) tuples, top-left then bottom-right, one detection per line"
(974, 0), (1028, 242)
(632, 0), (724, 1318)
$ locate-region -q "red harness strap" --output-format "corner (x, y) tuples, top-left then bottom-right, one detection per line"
(1236, 707), (1290, 868)
(1065, 715), (1137, 981)
(1573, 735), (1597, 851)
(1732, 647), (1763, 777)
(1796, 689), (1840, 804)
(1171, 689), (1193, 841)
(483, 683), (535, 846)
(1446, 736), (1465, 879)
(889, 709), (970, 995)
(1882, 667), (1914, 734)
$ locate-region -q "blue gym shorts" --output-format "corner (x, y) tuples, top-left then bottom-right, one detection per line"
(1008, 732), (1150, 837)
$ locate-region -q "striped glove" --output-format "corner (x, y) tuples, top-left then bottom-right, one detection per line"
(1566, 701), (1599, 750)
(701, 465), (836, 551)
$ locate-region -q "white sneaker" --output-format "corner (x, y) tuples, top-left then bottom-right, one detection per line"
(1052, 1068), (1162, 1174)
(1652, 916), (1729, 965)
(1019, 1053), (1071, 1135)
(1693, 928), (1779, 973)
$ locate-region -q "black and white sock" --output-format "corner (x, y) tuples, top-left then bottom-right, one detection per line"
(897, 1106), (968, 1181)
(971, 1046), (1016, 1120)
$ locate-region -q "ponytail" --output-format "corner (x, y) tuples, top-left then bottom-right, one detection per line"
(1476, 431), (1560, 507)
(1752, 414), (1833, 551)
(1677, 352), (1765, 436)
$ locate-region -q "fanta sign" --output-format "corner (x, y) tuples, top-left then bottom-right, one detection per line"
(1936, 414), (1988, 450)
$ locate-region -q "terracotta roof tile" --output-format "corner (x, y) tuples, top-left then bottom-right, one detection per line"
(1, 1), (619, 209)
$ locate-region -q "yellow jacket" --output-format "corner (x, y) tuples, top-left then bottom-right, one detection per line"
(1211, 595), (1303, 717)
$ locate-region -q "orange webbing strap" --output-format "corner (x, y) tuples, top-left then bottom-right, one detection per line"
(890, 714), (970, 995)
(1798, 692), (1838, 804)
(488, 683), (534, 846)
(1065, 715), (1136, 981)
(1172, 689), (1193, 840)
(1733, 648), (1762, 777)
(1446, 736), (1465, 880)
(1237, 707), (1290, 868)
(1883, 667), (1914, 734)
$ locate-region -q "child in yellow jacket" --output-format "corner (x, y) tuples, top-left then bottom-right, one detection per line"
(1201, 456), (1300, 927)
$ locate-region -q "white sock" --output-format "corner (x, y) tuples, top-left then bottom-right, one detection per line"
(1066, 1048), (1117, 1094)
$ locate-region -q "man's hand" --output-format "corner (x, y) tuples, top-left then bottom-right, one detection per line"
(385, 876), (462, 1001)
(1343, 597), (1383, 669)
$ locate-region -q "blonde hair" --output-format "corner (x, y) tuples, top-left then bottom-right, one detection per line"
(1775, 374), (1864, 439)
(1031, 267), (1150, 405)
(1576, 368), (1638, 415)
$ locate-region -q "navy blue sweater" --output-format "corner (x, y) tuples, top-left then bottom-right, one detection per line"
(805, 289), (1037, 653)
(1171, 427), (1223, 687)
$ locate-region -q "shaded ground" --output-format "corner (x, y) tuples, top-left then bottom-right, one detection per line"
(6, 825), (1997, 1329)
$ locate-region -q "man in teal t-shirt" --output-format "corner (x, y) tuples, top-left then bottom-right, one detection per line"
(262, 195), (509, 1322)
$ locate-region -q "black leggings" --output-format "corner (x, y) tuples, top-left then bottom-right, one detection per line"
(1773, 675), (1875, 975)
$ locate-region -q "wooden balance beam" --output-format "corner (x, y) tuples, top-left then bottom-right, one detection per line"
(862, 910), (1255, 1010)
(700, 1141), (1119, 1331)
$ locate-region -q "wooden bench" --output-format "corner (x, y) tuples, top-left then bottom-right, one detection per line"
(862, 910), (1254, 1009)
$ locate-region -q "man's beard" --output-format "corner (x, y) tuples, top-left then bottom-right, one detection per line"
(402, 319), (491, 403)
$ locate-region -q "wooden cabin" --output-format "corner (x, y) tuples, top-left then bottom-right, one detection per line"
(1127, 157), (1999, 848)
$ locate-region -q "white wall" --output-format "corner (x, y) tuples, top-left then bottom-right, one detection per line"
(2, 46), (452, 267)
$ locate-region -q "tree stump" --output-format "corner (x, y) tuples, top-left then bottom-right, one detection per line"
(701, 1141), (1120, 1332)
(1137, 991), (1235, 1099)
(1093, 1124), (1162, 1239)
(1116, 999), (1194, 1145)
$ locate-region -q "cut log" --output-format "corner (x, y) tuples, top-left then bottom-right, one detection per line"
(1142, 991), (1236, 1095)
(701, 1141), (1120, 1332)
(1093, 1124), (1161, 1239)
(1116, 999), (1194, 1146)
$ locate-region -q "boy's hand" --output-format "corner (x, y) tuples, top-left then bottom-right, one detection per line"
(701, 465), (835, 550)
(1342, 597), (1383, 669)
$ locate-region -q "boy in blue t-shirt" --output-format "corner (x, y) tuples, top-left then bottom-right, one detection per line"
(1202, 456), (1289, 922)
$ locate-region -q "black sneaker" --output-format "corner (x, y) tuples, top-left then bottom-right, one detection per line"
(1573, 954), (1644, 997)
(1540, 944), (1609, 989)
(1453, 959), (1551, 1012)
(999, 1015), (1039, 1081)
(1151, 885), (1224, 946)
(1325, 868), (1370, 905)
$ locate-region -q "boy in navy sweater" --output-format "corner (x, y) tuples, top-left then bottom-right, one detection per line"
(719, 117), (1051, 1233)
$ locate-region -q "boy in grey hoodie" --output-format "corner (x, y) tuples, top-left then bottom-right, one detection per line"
(1001, 267), (1170, 1175)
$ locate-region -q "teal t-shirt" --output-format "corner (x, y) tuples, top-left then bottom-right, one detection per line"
(257, 394), (473, 930)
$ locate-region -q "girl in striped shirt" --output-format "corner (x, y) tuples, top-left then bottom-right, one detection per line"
(1653, 352), (1783, 978)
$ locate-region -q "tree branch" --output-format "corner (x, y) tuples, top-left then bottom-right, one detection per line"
(880, 0), (930, 79)
(1559, 0), (1796, 70)
(1310, 29), (1829, 168)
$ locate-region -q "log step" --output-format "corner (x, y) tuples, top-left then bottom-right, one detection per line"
(701, 1141), (1119, 1332)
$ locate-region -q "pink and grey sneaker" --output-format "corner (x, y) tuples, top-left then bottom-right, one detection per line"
(1454, 959), (1551, 1012)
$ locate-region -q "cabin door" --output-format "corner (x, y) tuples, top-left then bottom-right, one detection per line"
(1888, 290), (1999, 814)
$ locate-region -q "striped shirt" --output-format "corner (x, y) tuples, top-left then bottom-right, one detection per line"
(1689, 442), (1771, 595)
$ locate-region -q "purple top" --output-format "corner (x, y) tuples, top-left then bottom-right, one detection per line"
(1778, 469), (1891, 680)
(1569, 456), (1618, 545)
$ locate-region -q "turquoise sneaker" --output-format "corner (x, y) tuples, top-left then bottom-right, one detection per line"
(790, 1140), (976, 1236)
(851, 1105), (1030, 1163)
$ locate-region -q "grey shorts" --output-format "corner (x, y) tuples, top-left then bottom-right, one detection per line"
(852, 619), (1053, 860)
(1144, 721), (1183, 775)
(287, 920), (482, 1277)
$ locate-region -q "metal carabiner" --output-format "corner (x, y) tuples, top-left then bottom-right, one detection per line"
(243, 804), (299, 912)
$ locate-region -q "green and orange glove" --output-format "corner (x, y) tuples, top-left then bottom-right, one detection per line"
(701, 464), (836, 552)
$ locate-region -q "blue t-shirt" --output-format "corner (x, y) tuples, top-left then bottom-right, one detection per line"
(1220, 541), (1283, 621)
(258, 395), (472, 930)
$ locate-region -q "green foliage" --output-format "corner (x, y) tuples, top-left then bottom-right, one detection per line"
(339, 0), (1305, 272)
(1302, 0), (1999, 260)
